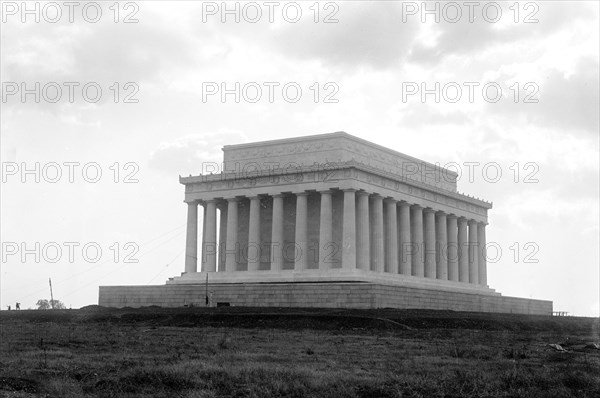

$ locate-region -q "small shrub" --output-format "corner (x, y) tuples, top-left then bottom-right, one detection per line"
(546, 352), (573, 363)
(355, 381), (398, 398)
(504, 347), (528, 359)
(562, 370), (595, 390)
(0, 377), (39, 393)
(89, 369), (197, 395)
(217, 334), (229, 350)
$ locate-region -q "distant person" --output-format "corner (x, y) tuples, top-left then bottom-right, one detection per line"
(15, 302), (20, 310)
(6, 305), (10, 311)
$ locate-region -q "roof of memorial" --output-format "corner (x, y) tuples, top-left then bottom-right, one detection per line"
(223, 131), (433, 166)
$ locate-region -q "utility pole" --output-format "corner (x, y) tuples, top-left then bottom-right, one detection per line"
(205, 273), (209, 307)
(49, 278), (54, 309)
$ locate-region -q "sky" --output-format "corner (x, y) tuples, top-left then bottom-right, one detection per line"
(1, 1), (598, 316)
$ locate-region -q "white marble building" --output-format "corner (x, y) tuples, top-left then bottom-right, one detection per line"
(99, 132), (552, 314)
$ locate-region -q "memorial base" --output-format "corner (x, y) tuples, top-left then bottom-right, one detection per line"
(99, 271), (552, 315)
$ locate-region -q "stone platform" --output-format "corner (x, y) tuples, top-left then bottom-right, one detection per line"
(99, 274), (552, 315)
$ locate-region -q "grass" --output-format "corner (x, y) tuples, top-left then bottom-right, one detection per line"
(0, 307), (598, 397)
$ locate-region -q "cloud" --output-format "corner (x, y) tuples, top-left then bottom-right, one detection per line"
(488, 57), (599, 135)
(1, 5), (196, 115)
(398, 104), (471, 127)
(409, 1), (595, 64)
(270, 2), (418, 69)
(148, 130), (247, 175)
(3, 5), (195, 82)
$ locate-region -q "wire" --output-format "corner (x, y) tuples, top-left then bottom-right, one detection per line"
(6, 223), (187, 300)
(59, 228), (186, 300)
(144, 250), (184, 285)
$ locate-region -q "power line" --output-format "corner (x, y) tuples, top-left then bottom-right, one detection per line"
(59, 228), (186, 300)
(144, 249), (184, 285)
(6, 223), (186, 300)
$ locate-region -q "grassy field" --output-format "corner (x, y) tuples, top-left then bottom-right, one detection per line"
(0, 306), (598, 397)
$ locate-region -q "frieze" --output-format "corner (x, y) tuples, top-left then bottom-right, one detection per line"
(225, 137), (456, 192)
(185, 164), (488, 216)
(225, 135), (454, 178)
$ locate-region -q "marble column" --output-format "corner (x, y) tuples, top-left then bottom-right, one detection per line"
(318, 190), (333, 269)
(435, 212), (448, 280)
(446, 214), (459, 282)
(398, 201), (412, 275)
(411, 205), (424, 277)
(184, 201), (198, 273)
(468, 219), (479, 284)
(218, 202), (227, 272)
(356, 191), (370, 270)
(371, 195), (384, 273)
(203, 200), (218, 272)
(225, 198), (239, 272)
(423, 208), (436, 278)
(342, 189), (357, 270)
(200, 204), (207, 272)
(458, 217), (469, 283)
(247, 196), (261, 271)
(294, 192), (308, 271)
(384, 198), (398, 273)
(478, 222), (487, 286)
(271, 194), (284, 271)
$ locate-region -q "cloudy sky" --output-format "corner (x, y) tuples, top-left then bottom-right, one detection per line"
(1, 1), (598, 315)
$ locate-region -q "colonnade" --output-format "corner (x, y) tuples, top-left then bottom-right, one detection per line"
(184, 189), (487, 286)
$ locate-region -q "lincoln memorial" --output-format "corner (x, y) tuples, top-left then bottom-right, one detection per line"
(99, 132), (552, 314)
